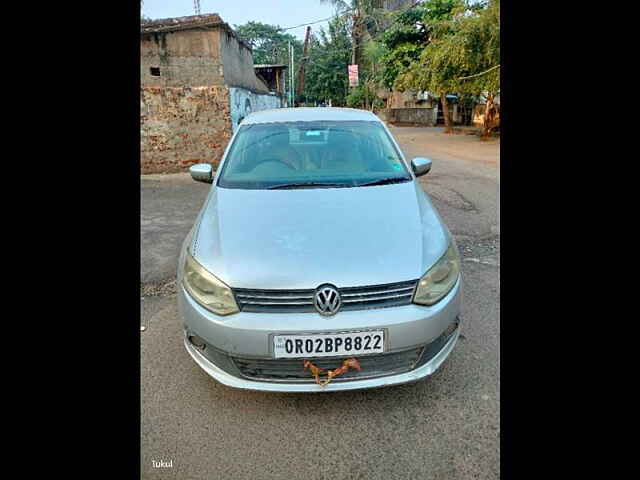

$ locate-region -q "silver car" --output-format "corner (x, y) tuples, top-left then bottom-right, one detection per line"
(178, 108), (462, 392)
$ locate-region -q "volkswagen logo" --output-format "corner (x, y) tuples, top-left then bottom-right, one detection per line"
(314, 284), (341, 316)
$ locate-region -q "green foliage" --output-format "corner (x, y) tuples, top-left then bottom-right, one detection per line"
(345, 85), (366, 108)
(301, 16), (353, 106)
(363, 39), (385, 66)
(378, 0), (464, 88)
(234, 21), (303, 66)
(231, 0), (498, 110)
(346, 83), (384, 109)
(396, 0), (500, 95)
(321, 0), (385, 34)
(312, 1), (388, 104)
(379, 42), (424, 88)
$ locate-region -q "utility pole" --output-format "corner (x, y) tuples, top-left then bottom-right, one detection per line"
(288, 41), (291, 107)
(296, 26), (311, 106)
(193, 0), (201, 15)
(351, 1), (360, 67)
(289, 42), (295, 107)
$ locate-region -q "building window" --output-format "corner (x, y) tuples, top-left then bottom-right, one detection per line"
(150, 67), (160, 77)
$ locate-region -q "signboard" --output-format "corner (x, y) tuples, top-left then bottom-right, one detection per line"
(348, 64), (359, 87)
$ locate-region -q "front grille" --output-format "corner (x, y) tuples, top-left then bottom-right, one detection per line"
(232, 347), (424, 383)
(234, 279), (418, 313)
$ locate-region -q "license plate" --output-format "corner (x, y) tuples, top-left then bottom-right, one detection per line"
(273, 330), (385, 359)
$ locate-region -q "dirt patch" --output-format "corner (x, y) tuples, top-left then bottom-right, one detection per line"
(388, 125), (499, 168)
(456, 235), (500, 261)
(141, 278), (177, 298)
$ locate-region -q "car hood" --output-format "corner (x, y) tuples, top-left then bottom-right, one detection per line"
(190, 182), (450, 289)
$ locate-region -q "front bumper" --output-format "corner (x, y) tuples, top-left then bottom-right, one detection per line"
(184, 326), (460, 392)
(179, 278), (461, 392)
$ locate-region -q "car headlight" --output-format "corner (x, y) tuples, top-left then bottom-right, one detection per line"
(183, 251), (239, 316)
(413, 241), (461, 306)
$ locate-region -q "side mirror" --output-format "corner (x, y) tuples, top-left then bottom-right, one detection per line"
(189, 164), (213, 183)
(411, 157), (432, 177)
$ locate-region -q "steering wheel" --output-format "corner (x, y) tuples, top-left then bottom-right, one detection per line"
(253, 157), (296, 170)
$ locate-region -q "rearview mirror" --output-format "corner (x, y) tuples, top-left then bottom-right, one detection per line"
(189, 164), (213, 183)
(411, 157), (432, 177)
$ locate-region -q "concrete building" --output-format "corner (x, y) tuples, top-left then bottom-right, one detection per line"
(140, 14), (283, 174)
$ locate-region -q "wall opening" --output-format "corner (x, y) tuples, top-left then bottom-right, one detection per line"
(150, 67), (160, 77)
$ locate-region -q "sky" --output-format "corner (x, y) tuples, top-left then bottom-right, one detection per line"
(141, 0), (339, 40)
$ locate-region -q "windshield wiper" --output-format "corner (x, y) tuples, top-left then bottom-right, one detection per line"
(267, 182), (347, 190)
(355, 177), (410, 187)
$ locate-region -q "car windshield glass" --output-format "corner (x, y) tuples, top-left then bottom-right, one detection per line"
(217, 120), (412, 189)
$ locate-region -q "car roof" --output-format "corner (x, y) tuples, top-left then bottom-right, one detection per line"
(241, 107), (381, 125)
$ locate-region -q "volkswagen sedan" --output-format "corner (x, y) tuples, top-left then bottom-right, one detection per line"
(178, 108), (462, 392)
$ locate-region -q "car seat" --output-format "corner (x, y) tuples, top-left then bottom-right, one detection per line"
(319, 132), (367, 173)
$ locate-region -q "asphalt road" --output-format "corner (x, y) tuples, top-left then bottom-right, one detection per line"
(140, 126), (500, 479)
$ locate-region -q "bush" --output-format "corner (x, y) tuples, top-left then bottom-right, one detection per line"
(346, 85), (384, 110)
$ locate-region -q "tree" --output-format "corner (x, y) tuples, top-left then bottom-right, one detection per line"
(301, 16), (353, 106)
(378, 1), (461, 87)
(368, 0), (463, 126)
(360, 39), (387, 109)
(346, 83), (384, 110)
(320, 1), (383, 71)
(234, 21), (303, 66)
(234, 22), (304, 103)
(396, 0), (500, 136)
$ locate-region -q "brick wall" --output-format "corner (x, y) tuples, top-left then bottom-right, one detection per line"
(140, 22), (278, 174)
(140, 86), (232, 174)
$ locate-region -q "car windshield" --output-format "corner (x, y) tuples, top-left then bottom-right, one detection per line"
(217, 120), (412, 189)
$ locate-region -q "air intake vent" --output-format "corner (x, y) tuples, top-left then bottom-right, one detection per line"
(232, 346), (424, 383)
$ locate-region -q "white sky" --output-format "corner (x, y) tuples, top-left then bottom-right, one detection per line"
(141, 0), (338, 40)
